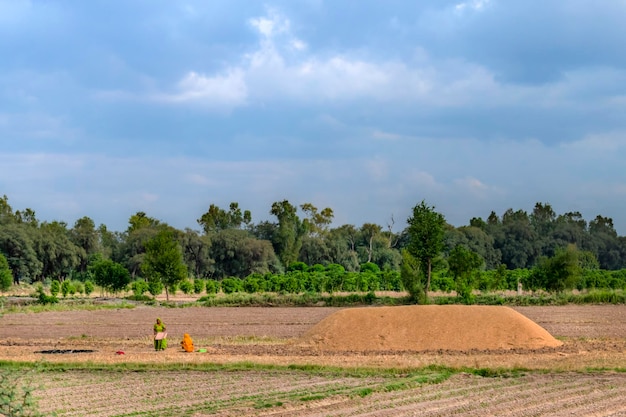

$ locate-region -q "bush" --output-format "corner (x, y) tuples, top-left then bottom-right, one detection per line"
(61, 280), (73, 297)
(205, 279), (218, 294)
(73, 280), (84, 295)
(221, 278), (243, 294)
(35, 285), (58, 305)
(131, 280), (149, 297)
(50, 280), (60, 297)
(193, 279), (205, 294)
(84, 280), (94, 296)
(179, 279), (194, 295)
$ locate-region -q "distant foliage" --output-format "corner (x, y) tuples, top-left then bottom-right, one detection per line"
(0, 253), (12, 292)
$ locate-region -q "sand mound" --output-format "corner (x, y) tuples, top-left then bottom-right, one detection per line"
(302, 305), (562, 352)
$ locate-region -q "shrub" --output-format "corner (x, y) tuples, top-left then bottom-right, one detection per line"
(205, 279), (218, 294)
(61, 280), (72, 297)
(35, 285), (58, 305)
(179, 279), (194, 295)
(50, 280), (60, 297)
(84, 280), (94, 296)
(221, 278), (243, 294)
(73, 280), (84, 295)
(193, 279), (205, 294)
(131, 280), (149, 297)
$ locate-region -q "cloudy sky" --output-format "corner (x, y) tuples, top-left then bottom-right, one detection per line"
(2, 0), (626, 234)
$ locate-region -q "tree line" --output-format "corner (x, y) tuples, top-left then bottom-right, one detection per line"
(1, 195), (625, 298)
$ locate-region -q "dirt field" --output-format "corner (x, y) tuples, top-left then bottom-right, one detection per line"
(1, 304), (626, 416)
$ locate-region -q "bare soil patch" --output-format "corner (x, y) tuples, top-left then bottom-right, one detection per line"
(2, 303), (626, 417)
(0, 304), (625, 370)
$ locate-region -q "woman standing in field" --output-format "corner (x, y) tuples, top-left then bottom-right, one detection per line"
(153, 318), (167, 351)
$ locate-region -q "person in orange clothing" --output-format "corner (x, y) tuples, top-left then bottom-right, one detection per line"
(180, 333), (194, 352)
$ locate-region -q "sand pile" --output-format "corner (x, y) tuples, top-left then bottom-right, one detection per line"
(302, 305), (562, 352)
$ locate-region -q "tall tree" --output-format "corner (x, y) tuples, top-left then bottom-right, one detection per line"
(588, 215), (622, 269)
(448, 245), (483, 303)
(497, 209), (539, 269)
(326, 225), (360, 271)
(197, 202), (251, 234)
(141, 228), (188, 301)
(180, 228), (213, 278)
(270, 200), (306, 267)
(210, 229), (279, 278)
(300, 203), (334, 237)
(0, 223), (41, 283)
(0, 252), (12, 291)
(35, 221), (80, 281)
(406, 200), (446, 298)
(0, 195), (16, 224)
(127, 212), (160, 234)
(70, 216), (100, 274)
(358, 223), (382, 264)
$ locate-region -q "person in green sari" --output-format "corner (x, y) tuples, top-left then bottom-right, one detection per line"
(153, 318), (167, 351)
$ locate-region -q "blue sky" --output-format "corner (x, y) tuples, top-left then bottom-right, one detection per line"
(2, 0), (626, 234)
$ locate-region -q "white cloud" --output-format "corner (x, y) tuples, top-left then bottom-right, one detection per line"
(455, 0), (492, 14)
(151, 8), (512, 109)
(248, 8), (291, 39)
(99, 6), (614, 114)
(156, 70), (247, 110)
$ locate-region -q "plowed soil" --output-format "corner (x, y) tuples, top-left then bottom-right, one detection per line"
(1, 303), (626, 416)
(1, 304), (625, 369)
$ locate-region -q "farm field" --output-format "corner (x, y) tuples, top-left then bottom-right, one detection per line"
(1, 304), (626, 416)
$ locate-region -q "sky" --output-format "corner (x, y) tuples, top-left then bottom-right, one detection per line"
(1, 0), (626, 235)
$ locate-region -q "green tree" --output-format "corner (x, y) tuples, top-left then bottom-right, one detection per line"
(406, 200), (446, 298)
(35, 221), (81, 281)
(300, 203), (334, 237)
(532, 244), (582, 292)
(210, 229), (280, 278)
(197, 202), (251, 234)
(180, 228), (213, 278)
(326, 224), (360, 271)
(400, 249), (424, 303)
(589, 215), (622, 269)
(0, 223), (42, 283)
(90, 259), (131, 294)
(142, 228), (188, 301)
(0, 252), (12, 291)
(69, 216), (100, 274)
(496, 209), (539, 269)
(270, 200), (306, 267)
(448, 245), (483, 303)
